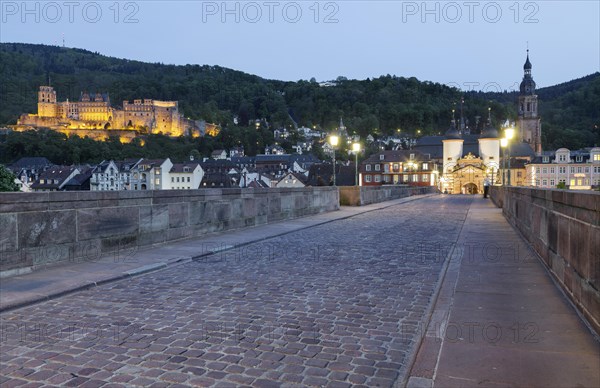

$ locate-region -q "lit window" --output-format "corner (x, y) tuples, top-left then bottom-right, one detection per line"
(423, 163), (429, 170)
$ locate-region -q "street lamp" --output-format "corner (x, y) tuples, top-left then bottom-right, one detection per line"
(330, 134), (339, 186)
(500, 138), (508, 185)
(352, 142), (361, 186)
(504, 127), (515, 186)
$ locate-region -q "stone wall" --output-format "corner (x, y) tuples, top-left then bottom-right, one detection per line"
(339, 185), (438, 206)
(0, 187), (339, 275)
(490, 186), (600, 334)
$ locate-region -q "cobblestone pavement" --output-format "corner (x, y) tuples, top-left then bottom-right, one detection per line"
(1, 196), (472, 387)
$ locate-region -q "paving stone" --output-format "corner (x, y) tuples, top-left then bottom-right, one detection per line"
(0, 196), (473, 386)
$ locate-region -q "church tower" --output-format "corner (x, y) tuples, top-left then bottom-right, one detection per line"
(518, 50), (542, 154)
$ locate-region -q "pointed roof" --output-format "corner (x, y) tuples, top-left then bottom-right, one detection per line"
(524, 50), (532, 70)
(480, 108), (498, 139)
(444, 110), (461, 139)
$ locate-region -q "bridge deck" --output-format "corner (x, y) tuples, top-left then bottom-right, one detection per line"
(1, 195), (598, 387)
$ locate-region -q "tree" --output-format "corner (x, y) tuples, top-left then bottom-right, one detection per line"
(0, 165), (19, 192)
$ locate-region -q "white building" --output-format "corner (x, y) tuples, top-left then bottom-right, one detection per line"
(526, 148), (600, 190)
(168, 162), (204, 190)
(90, 160), (124, 191)
(276, 172), (306, 188)
(127, 158), (173, 190)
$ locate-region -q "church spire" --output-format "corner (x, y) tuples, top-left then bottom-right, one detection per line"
(520, 49), (536, 95)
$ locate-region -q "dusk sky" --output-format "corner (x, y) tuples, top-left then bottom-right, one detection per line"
(2, 1), (599, 90)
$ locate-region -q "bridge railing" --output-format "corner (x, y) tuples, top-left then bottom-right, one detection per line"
(490, 185), (600, 334)
(0, 187), (339, 276)
(339, 185), (438, 206)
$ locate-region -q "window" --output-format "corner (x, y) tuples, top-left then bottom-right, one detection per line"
(542, 168), (547, 174)
(155, 169), (161, 175)
(384, 164), (389, 173)
(570, 167), (575, 173)
(542, 179), (547, 186)
(374, 175), (381, 182)
(171, 177), (174, 183)
(585, 167), (590, 173)
(577, 167), (583, 173)
(375, 164), (380, 171)
(536, 168), (540, 174)
(559, 167), (566, 174)
(187, 177), (191, 182)
(543, 156), (549, 163)
(412, 175), (418, 182)
(365, 175), (372, 182)
(422, 174), (429, 182)
(384, 175), (391, 183)
(155, 178), (160, 185)
(594, 167), (600, 173)
(559, 154), (566, 162)
(410, 153), (415, 160)
(576, 156), (583, 162)
(517, 171), (523, 178)
(550, 179), (555, 186)
(380, 155), (385, 161)
(594, 154), (600, 161)
(393, 163), (399, 171)
(570, 179), (575, 186)
(550, 167), (555, 174)
(365, 165), (371, 171)
(423, 163), (429, 170)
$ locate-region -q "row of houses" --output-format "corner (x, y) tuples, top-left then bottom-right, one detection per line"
(356, 147), (600, 191)
(6, 153), (327, 192)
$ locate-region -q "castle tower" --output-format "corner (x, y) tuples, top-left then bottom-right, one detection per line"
(518, 50), (542, 154)
(478, 107), (500, 170)
(37, 86), (58, 117)
(442, 110), (464, 172)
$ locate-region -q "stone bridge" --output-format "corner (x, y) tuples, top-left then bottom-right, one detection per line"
(0, 191), (598, 387)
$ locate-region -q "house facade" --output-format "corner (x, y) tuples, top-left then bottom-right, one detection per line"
(359, 150), (438, 187)
(526, 148), (600, 190)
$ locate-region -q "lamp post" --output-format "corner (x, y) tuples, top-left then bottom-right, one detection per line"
(500, 138), (508, 185)
(504, 127), (515, 186)
(330, 134), (339, 186)
(352, 142), (360, 186)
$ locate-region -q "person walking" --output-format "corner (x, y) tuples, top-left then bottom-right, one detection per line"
(483, 177), (491, 198)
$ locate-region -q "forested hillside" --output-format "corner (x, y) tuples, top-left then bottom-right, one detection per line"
(1, 43), (598, 151)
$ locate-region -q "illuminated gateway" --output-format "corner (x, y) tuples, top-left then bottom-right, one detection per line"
(16, 86), (219, 140)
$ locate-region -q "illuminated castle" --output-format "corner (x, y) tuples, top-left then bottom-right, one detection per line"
(17, 86), (220, 140)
